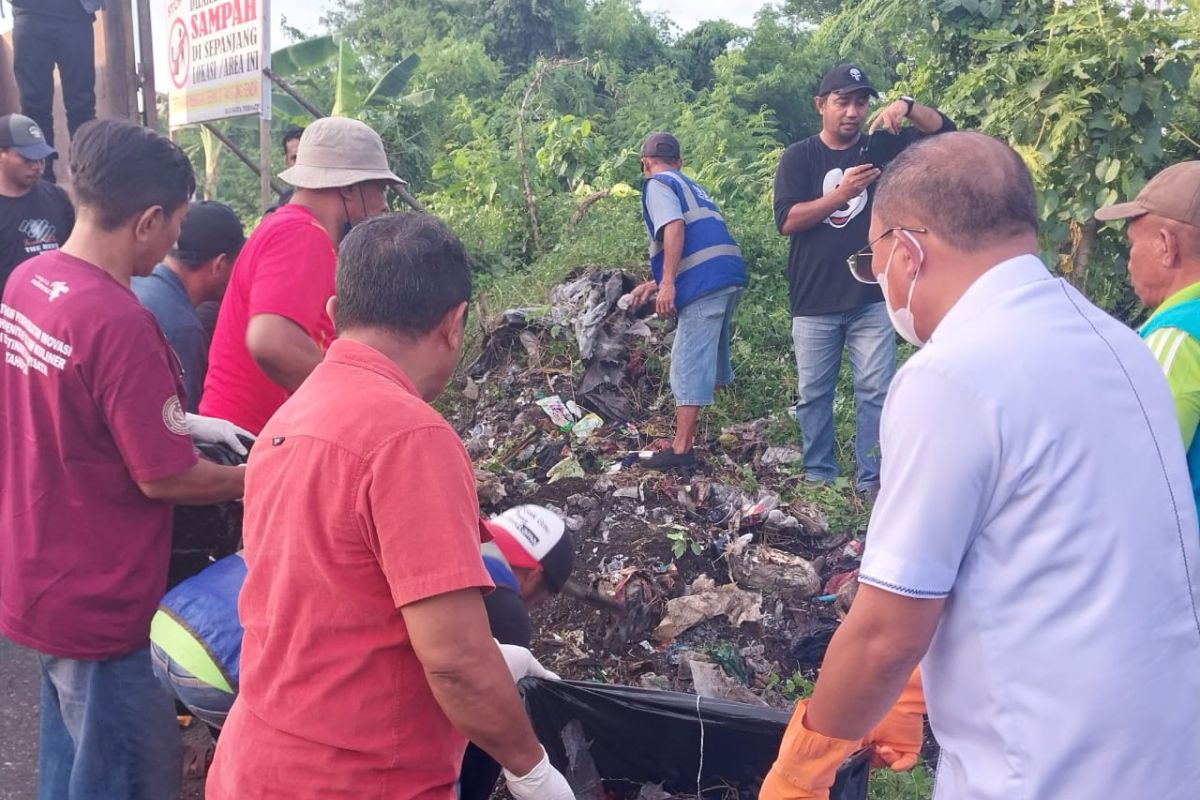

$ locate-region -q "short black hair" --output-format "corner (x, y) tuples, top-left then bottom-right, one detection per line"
(281, 125), (304, 153)
(69, 119), (195, 231)
(335, 213), (472, 337)
(874, 132), (1038, 251)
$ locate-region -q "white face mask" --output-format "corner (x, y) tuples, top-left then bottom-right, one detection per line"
(877, 231), (925, 347)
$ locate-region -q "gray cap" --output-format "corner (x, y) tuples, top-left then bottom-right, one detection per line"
(278, 116), (405, 190)
(0, 114), (55, 161)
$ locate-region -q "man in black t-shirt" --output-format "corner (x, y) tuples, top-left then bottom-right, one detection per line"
(773, 64), (953, 495)
(0, 114), (74, 291)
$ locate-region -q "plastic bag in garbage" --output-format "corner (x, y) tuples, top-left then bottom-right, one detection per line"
(518, 678), (870, 799)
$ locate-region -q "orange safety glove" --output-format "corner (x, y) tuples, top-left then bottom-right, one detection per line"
(759, 700), (862, 800)
(864, 668), (926, 772)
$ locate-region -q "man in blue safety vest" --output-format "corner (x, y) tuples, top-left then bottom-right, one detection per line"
(629, 132), (749, 469)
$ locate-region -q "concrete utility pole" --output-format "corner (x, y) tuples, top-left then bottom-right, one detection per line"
(135, 0), (157, 129)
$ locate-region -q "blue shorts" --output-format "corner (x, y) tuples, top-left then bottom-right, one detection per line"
(670, 286), (744, 407)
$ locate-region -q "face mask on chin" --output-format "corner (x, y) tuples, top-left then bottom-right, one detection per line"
(877, 232), (926, 347)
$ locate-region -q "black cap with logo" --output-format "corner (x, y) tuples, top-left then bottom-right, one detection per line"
(171, 201), (246, 263)
(817, 64), (879, 98)
(0, 114), (55, 161)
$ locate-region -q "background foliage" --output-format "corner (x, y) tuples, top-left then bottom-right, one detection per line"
(173, 0), (1200, 451)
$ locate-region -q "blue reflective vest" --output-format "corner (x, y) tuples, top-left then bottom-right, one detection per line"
(158, 553), (247, 691)
(641, 170), (748, 309)
(1140, 298), (1200, 515)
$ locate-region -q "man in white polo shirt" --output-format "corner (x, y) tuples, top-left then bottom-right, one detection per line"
(760, 132), (1200, 800)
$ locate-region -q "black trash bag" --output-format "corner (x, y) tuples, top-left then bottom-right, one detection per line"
(518, 678), (870, 800)
(166, 440), (247, 589)
(791, 618), (842, 669)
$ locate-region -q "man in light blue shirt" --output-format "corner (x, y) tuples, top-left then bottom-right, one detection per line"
(133, 201), (244, 411)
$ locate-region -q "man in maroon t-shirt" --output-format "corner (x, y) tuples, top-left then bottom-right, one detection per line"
(0, 119), (246, 800)
(201, 116), (402, 434)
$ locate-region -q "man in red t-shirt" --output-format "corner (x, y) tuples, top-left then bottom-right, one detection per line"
(200, 116), (402, 433)
(207, 214), (573, 800)
(0, 120), (247, 799)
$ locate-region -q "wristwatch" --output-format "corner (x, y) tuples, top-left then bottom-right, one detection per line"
(899, 96), (916, 117)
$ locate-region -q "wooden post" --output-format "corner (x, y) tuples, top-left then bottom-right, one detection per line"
(135, 0), (157, 130)
(100, 0), (138, 122)
(260, 116), (272, 213)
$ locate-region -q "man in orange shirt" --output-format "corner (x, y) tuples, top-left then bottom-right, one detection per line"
(207, 213), (572, 799)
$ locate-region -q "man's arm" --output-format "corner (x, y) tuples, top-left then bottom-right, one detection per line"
(245, 313), (323, 393)
(656, 219), (685, 315)
(138, 458), (244, 505)
(804, 586), (943, 739)
(869, 100), (950, 136)
(404, 587), (545, 776)
(778, 169), (878, 237)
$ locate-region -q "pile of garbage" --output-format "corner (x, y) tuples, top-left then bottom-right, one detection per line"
(450, 270), (870, 716)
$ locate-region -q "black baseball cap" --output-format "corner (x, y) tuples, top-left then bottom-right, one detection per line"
(0, 114), (55, 160)
(640, 132), (682, 160)
(171, 201), (245, 263)
(817, 64), (879, 98)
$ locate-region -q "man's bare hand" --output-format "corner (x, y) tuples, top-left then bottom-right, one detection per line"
(629, 280), (657, 308)
(837, 164), (881, 201)
(655, 281), (676, 316)
(868, 100), (912, 135)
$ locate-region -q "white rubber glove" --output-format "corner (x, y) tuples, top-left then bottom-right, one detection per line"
(185, 413), (255, 457)
(504, 747), (575, 800)
(497, 641), (560, 682)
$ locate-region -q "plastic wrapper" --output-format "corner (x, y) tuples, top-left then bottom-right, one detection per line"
(519, 678), (870, 799)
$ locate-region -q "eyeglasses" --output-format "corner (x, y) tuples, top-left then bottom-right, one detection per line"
(846, 227), (928, 284)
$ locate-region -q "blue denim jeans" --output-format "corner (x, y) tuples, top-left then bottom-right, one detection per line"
(791, 302), (895, 489)
(37, 645), (181, 800)
(150, 641), (236, 730)
(670, 286), (744, 406)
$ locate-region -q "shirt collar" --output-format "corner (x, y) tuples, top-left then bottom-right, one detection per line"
(151, 262), (189, 300)
(324, 338), (421, 397)
(930, 253), (1052, 344)
(1147, 281), (1200, 325)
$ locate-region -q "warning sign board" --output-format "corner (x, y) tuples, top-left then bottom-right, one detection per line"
(165, 0), (270, 128)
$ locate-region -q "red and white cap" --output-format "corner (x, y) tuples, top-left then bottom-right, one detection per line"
(484, 505), (575, 593)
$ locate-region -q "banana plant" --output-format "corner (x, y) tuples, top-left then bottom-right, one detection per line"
(269, 35), (434, 123)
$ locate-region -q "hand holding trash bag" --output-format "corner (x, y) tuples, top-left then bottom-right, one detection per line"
(864, 668), (925, 772)
(759, 701), (861, 800)
(186, 413), (256, 457)
(497, 641), (560, 682)
(503, 747), (574, 800)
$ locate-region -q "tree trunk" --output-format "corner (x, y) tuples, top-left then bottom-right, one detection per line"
(1066, 218), (1096, 291)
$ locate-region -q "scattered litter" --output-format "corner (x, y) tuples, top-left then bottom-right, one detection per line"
(536, 395), (575, 429)
(824, 569), (859, 596)
(462, 378), (480, 401)
(684, 654), (769, 707)
(635, 782), (672, 800)
(726, 537), (821, 599)
(654, 578), (763, 641)
(572, 413), (604, 441)
(791, 618), (841, 666)
(547, 455), (585, 483)
(473, 468), (507, 506)
(761, 445), (804, 466)
(613, 486), (641, 500)
(561, 719), (604, 800)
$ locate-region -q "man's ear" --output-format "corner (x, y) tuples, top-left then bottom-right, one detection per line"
(813, 95), (824, 114)
(134, 206), (165, 241)
(326, 295), (338, 328)
(1160, 226), (1182, 271)
(442, 301), (469, 349)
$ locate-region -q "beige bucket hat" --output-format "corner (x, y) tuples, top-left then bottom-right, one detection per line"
(278, 116), (405, 189)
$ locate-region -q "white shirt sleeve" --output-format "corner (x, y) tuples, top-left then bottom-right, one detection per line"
(644, 180), (683, 239)
(859, 359), (1002, 598)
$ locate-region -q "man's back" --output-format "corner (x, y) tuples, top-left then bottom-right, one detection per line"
(132, 263), (205, 411)
(863, 256), (1200, 799)
(200, 204), (335, 434)
(208, 339), (492, 799)
(0, 251), (196, 659)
